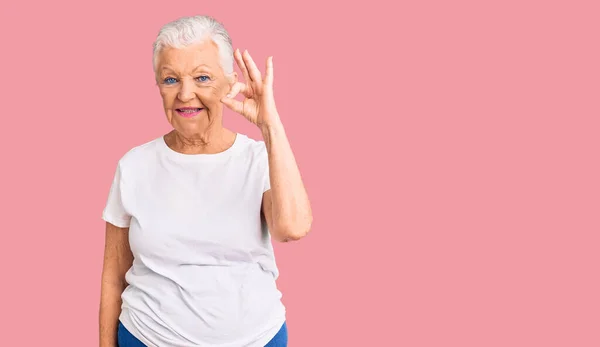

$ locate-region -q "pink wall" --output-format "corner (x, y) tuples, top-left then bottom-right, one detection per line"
(0, 0), (598, 346)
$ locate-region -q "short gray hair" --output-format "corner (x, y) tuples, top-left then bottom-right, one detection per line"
(152, 15), (234, 75)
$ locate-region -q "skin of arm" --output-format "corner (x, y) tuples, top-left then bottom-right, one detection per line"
(99, 222), (133, 347)
(261, 117), (313, 242)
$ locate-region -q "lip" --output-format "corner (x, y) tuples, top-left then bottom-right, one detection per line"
(175, 107), (203, 118)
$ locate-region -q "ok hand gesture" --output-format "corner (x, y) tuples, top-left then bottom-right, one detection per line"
(221, 49), (280, 130)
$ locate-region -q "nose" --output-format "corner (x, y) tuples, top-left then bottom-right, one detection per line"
(177, 79), (195, 102)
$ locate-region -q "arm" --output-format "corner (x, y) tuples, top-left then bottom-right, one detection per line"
(220, 50), (312, 241)
(261, 118), (313, 242)
(99, 222), (133, 347)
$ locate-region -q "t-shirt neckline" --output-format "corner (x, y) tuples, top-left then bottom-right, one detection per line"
(159, 132), (243, 162)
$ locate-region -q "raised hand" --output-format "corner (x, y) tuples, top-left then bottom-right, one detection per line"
(221, 49), (279, 130)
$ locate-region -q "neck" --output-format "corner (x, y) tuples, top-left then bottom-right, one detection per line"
(166, 126), (236, 155)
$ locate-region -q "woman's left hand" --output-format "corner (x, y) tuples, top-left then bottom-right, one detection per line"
(221, 49), (280, 130)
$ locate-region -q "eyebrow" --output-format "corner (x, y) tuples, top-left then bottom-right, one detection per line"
(193, 64), (212, 72)
(160, 64), (212, 73)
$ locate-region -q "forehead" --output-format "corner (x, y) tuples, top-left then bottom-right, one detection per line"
(157, 40), (222, 73)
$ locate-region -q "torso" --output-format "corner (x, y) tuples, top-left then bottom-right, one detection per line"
(115, 133), (285, 347)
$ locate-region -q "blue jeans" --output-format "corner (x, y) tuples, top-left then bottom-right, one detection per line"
(117, 320), (288, 347)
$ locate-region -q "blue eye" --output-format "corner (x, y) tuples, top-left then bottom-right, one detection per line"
(196, 75), (210, 82)
(164, 77), (177, 84)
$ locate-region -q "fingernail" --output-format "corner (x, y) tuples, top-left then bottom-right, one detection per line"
(226, 94), (232, 98)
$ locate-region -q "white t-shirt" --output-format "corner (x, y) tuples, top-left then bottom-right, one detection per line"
(102, 133), (286, 347)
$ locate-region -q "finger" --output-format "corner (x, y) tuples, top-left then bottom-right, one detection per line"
(264, 56), (273, 87)
(221, 96), (245, 114)
(234, 49), (252, 85)
(226, 82), (252, 99)
(242, 50), (262, 84)
(225, 82), (241, 98)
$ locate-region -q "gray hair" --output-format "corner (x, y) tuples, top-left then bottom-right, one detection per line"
(152, 15), (234, 76)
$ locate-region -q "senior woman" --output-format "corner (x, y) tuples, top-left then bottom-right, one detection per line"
(99, 15), (312, 347)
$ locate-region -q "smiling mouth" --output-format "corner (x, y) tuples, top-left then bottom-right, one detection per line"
(176, 107), (203, 118)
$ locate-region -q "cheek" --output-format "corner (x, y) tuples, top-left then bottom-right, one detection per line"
(198, 85), (224, 105)
(160, 89), (175, 107)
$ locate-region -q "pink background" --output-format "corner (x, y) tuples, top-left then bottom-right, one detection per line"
(1, 0), (598, 346)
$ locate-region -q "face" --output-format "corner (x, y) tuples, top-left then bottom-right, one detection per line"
(155, 40), (236, 138)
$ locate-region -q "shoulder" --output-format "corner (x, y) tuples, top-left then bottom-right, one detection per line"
(114, 136), (163, 171)
(235, 133), (268, 160)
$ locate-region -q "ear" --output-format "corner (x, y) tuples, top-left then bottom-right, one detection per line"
(227, 72), (238, 87)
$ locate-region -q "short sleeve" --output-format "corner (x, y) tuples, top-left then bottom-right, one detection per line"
(260, 142), (271, 193)
(102, 161), (132, 228)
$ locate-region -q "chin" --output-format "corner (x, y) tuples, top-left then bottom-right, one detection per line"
(174, 121), (209, 136)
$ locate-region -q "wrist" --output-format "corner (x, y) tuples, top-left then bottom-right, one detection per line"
(261, 120), (285, 149)
(260, 115), (284, 137)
